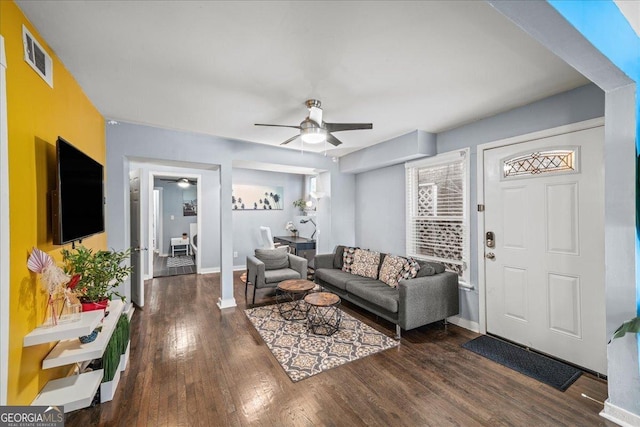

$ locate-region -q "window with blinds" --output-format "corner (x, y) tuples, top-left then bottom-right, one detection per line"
(405, 149), (470, 284)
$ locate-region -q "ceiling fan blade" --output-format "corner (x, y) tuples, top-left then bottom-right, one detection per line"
(326, 133), (343, 147)
(255, 124), (301, 130)
(324, 123), (373, 132)
(280, 134), (300, 146)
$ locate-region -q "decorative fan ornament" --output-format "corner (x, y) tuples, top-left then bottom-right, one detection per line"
(27, 247), (54, 274)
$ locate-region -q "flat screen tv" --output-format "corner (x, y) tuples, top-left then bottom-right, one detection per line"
(52, 136), (105, 245)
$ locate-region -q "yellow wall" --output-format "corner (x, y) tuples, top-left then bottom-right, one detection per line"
(1, 1), (106, 404)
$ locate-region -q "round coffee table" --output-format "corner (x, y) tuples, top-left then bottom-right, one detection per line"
(276, 279), (315, 320)
(304, 292), (341, 336)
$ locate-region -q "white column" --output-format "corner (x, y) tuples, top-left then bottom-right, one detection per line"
(217, 164), (236, 309)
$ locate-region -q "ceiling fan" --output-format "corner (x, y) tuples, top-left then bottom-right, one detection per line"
(160, 178), (196, 188)
(255, 99), (372, 147)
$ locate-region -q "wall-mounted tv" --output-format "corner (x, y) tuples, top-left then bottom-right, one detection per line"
(52, 136), (105, 245)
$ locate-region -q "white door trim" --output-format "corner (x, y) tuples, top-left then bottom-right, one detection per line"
(0, 34), (10, 406)
(147, 170), (202, 275)
(476, 117), (604, 334)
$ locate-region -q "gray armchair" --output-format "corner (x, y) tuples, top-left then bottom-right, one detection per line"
(246, 248), (308, 304)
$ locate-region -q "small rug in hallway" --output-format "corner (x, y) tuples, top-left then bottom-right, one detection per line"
(245, 303), (399, 382)
(462, 335), (582, 391)
(166, 256), (195, 268)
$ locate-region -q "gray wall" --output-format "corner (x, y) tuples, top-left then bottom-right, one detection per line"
(155, 179), (198, 256)
(107, 122), (352, 306)
(231, 168), (305, 268)
(353, 83), (605, 323)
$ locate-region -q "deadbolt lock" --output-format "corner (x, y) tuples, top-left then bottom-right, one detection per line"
(486, 231), (495, 248)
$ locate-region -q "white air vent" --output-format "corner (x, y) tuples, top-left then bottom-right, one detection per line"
(22, 25), (53, 88)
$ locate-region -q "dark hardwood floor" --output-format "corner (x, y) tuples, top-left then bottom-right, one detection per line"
(66, 272), (614, 426)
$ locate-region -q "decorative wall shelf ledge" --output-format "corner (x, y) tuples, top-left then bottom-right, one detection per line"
(23, 310), (103, 347)
(32, 369), (103, 413)
(42, 300), (124, 369)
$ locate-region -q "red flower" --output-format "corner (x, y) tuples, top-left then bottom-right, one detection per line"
(68, 274), (81, 290)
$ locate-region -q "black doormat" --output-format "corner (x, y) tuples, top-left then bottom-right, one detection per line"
(462, 335), (582, 391)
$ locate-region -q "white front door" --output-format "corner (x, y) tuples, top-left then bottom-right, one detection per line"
(129, 169), (144, 307)
(484, 126), (606, 374)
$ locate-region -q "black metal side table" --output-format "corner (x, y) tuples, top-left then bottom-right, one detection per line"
(276, 279), (315, 321)
(305, 292), (341, 336)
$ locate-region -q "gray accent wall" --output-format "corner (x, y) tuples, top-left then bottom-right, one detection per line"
(232, 168), (305, 268)
(353, 83), (605, 324)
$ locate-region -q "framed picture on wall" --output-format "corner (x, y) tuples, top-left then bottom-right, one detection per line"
(183, 188), (197, 216)
(232, 184), (283, 210)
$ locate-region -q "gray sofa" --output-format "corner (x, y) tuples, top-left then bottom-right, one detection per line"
(246, 248), (308, 304)
(314, 247), (459, 338)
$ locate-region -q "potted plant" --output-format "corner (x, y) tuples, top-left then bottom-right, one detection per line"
(292, 199), (307, 213)
(61, 246), (132, 312)
(610, 317), (640, 342)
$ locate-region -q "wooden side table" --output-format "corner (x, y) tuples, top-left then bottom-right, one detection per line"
(305, 292), (341, 336)
(276, 279), (315, 320)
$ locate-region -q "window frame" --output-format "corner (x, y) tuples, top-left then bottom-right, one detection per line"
(405, 148), (470, 285)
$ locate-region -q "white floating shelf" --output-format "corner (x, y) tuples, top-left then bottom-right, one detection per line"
(42, 300), (124, 370)
(23, 310), (104, 347)
(32, 369), (103, 413)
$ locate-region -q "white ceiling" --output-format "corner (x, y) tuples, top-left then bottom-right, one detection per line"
(17, 1), (590, 156)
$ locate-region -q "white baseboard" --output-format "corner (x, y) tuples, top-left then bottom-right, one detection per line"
(217, 297), (237, 309)
(447, 315), (480, 333)
(143, 274), (151, 280)
(601, 399), (640, 427)
(234, 264), (246, 271)
(199, 267), (220, 275)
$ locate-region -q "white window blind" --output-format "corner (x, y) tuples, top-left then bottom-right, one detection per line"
(406, 149), (470, 284)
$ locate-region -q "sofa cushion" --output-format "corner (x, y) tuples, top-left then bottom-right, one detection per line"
(416, 262), (436, 277)
(350, 249), (381, 279)
(255, 247), (289, 270)
(346, 280), (399, 313)
(333, 245), (346, 269)
(315, 268), (358, 291)
(398, 257), (421, 280)
(264, 268), (301, 284)
(341, 247), (358, 273)
(379, 255), (406, 287)
(422, 261), (446, 274)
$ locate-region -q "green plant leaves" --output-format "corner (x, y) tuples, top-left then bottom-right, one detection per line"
(610, 317), (640, 343)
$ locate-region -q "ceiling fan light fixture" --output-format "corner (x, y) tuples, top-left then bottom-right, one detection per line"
(177, 178), (190, 188)
(301, 127), (326, 144)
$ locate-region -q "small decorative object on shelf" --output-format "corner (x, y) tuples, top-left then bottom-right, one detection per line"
(62, 246), (132, 312)
(27, 247), (81, 327)
(182, 232), (187, 238)
(78, 328), (99, 344)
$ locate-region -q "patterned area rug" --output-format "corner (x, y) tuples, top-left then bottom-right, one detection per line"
(166, 256), (195, 268)
(245, 303), (399, 382)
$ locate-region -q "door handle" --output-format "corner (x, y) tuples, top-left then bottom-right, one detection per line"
(485, 252), (496, 260)
(133, 247), (148, 252)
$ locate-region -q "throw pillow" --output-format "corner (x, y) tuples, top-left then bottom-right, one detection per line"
(333, 245), (346, 269)
(341, 247), (358, 273)
(415, 263), (436, 277)
(255, 247), (288, 270)
(350, 249), (381, 279)
(379, 255), (406, 287)
(397, 257), (421, 281)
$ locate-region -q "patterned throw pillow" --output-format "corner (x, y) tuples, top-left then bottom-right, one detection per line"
(379, 255), (406, 287)
(397, 257), (421, 281)
(350, 249), (381, 279)
(341, 247), (358, 273)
